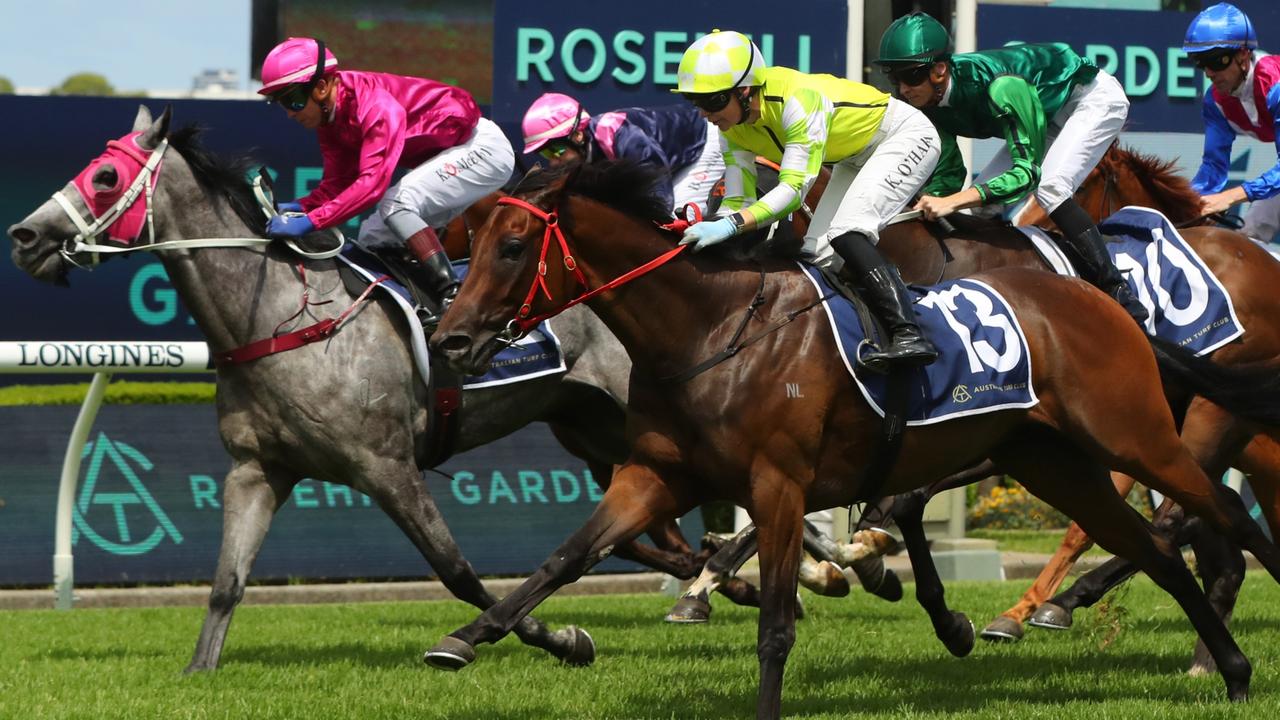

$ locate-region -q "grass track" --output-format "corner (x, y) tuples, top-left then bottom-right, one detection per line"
(2, 573), (1278, 719)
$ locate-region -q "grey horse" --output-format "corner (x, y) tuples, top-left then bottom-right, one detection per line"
(6, 105), (684, 672)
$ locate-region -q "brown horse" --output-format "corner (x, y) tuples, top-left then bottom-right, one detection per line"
(985, 146), (1280, 669)
(420, 160), (1280, 717)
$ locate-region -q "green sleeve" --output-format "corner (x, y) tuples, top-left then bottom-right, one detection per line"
(976, 74), (1047, 205)
(922, 130), (967, 197)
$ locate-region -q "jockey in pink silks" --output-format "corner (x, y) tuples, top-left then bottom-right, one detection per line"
(521, 92), (725, 215)
(259, 37), (514, 326)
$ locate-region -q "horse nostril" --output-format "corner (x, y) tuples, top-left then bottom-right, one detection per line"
(8, 225), (37, 247)
(434, 332), (474, 356)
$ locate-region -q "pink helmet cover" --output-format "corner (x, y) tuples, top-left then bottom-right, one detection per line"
(521, 92), (589, 154)
(259, 37), (338, 95)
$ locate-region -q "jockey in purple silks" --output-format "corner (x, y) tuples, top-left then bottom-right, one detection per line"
(1184, 3), (1280, 244)
(259, 37), (514, 327)
(521, 92), (725, 215)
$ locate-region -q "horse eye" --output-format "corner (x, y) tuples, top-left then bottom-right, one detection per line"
(499, 237), (525, 260)
(92, 165), (121, 194)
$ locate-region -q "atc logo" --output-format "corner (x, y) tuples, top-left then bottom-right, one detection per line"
(72, 432), (183, 555)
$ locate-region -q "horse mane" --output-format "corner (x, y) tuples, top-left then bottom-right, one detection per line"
(512, 160), (673, 225)
(167, 125), (267, 234)
(1108, 146), (1202, 224)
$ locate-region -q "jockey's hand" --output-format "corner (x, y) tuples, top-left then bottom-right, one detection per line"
(679, 217), (737, 251)
(1199, 187), (1247, 217)
(277, 201), (304, 213)
(266, 212), (315, 239)
(914, 194), (958, 222)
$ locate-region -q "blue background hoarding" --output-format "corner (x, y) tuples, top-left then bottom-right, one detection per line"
(0, 406), (702, 585)
(977, 0), (1280, 135)
(490, 0), (848, 129)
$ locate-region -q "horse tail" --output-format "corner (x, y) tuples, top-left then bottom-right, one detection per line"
(1149, 335), (1280, 426)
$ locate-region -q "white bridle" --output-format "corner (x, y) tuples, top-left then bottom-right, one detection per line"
(50, 138), (343, 269)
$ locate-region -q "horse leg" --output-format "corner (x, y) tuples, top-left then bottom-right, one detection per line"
(807, 498), (904, 601)
(424, 463), (685, 669)
(797, 520), (851, 598)
(750, 470), (806, 720)
(186, 461), (293, 673)
(364, 461), (587, 663)
(892, 488), (975, 657)
(995, 429), (1251, 701)
(666, 524), (760, 623)
(1239, 435), (1280, 540)
(992, 473), (1134, 639)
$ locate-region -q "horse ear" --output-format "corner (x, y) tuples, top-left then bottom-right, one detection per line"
(136, 105), (172, 150)
(530, 160), (582, 208)
(131, 105), (153, 133)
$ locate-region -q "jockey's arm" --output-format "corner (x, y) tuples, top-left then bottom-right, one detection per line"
(304, 91), (407, 230)
(1197, 85), (1280, 215)
(731, 89), (831, 229)
(717, 131), (761, 230)
(612, 124), (676, 210)
(921, 130), (968, 197)
(917, 75), (1046, 220)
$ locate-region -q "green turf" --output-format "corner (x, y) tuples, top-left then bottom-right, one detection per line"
(966, 528), (1111, 557)
(0, 381), (215, 406)
(2, 573), (1277, 719)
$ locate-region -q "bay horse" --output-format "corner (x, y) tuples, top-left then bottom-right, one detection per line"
(3, 106), (713, 672)
(422, 159), (1280, 717)
(984, 145), (1280, 671)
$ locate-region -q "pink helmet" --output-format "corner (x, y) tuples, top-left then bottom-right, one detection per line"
(258, 37), (338, 95)
(521, 93), (590, 154)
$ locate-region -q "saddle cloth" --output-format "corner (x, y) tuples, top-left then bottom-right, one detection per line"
(800, 266), (1038, 426)
(337, 250), (566, 389)
(1016, 206), (1243, 356)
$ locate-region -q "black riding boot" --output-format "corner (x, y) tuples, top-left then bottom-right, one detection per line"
(405, 228), (460, 329)
(831, 231), (938, 373)
(1050, 200), (1148, 324)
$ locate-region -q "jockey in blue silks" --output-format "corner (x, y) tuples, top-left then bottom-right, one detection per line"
(1185, 2), (1280, 243)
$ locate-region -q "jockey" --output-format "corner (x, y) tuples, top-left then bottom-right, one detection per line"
(258, 37), (514, 327)
(1183, 3), (1280, 244)
(520, 93), (725, 215)
(674, 30), (942, 372)
(875, 12), (1148, 323)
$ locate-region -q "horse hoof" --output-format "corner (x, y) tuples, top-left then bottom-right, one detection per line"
(1028, 602), (1073, 631)
(850, 556), (903, 602)
(1188, 663), (1215, 678)
(665, 596), (712, 624)
(799, 560), (851, 597)
(795, 593), (806, 621)
(561, 625), (596, 667)
(943, 612), (975, 658)
(423, 636), (476, 671)
(980, 616), (1025, 643)
(182, 662), (214, 675)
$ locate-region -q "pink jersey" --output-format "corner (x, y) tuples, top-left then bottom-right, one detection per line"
(299, 70), (481, 229)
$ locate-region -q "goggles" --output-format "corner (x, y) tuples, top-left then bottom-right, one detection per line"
(1192, 50), (1236, 72)
(683, 90), (735, 113)
(885, 63), (934, 87)
(539, 143), (572, 161)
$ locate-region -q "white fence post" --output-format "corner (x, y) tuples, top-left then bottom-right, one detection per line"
(0, 341), (213, 609)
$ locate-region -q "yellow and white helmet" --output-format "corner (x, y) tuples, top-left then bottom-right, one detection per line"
(675, 30), (766, 94)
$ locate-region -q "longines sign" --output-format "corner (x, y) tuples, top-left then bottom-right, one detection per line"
(0, 341), (212, 373)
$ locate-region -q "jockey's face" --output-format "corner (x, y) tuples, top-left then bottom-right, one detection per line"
(892, 62), (948, 109)
(281, 77), (334, 130)
(539, 138), (583, 167)
(1201, 49), (1252, 95)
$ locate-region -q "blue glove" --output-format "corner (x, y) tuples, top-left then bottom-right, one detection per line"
(266, 212), (315, 239)
(679, 217), (737, 252)
(277, 201), (304, 213)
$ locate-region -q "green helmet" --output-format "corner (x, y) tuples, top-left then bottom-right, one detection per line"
(675, 30), (766, 94)
(876, 12), (952, 67)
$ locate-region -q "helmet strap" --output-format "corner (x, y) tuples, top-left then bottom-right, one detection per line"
(735, 87), (756, 125)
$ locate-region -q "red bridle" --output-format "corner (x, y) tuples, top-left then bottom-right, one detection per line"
(496, 196), (689, 335)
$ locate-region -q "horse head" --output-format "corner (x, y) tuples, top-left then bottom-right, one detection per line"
(9, 105), (173, 284)
(432, 163), (585, 375)
(1073, 144), (1204, 226)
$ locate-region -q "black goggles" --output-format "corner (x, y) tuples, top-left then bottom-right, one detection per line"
(683, 90), (735, 113)
(884, 63), (933, 87)
(1192, 50), (1236, 72)
(268, 39), (328, 112)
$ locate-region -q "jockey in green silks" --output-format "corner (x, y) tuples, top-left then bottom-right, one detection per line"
(876, 12), (1148, 324)
(674, 30), (943, 372)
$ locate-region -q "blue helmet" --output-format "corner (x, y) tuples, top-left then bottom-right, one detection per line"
(1183, 3), (1257, 54)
